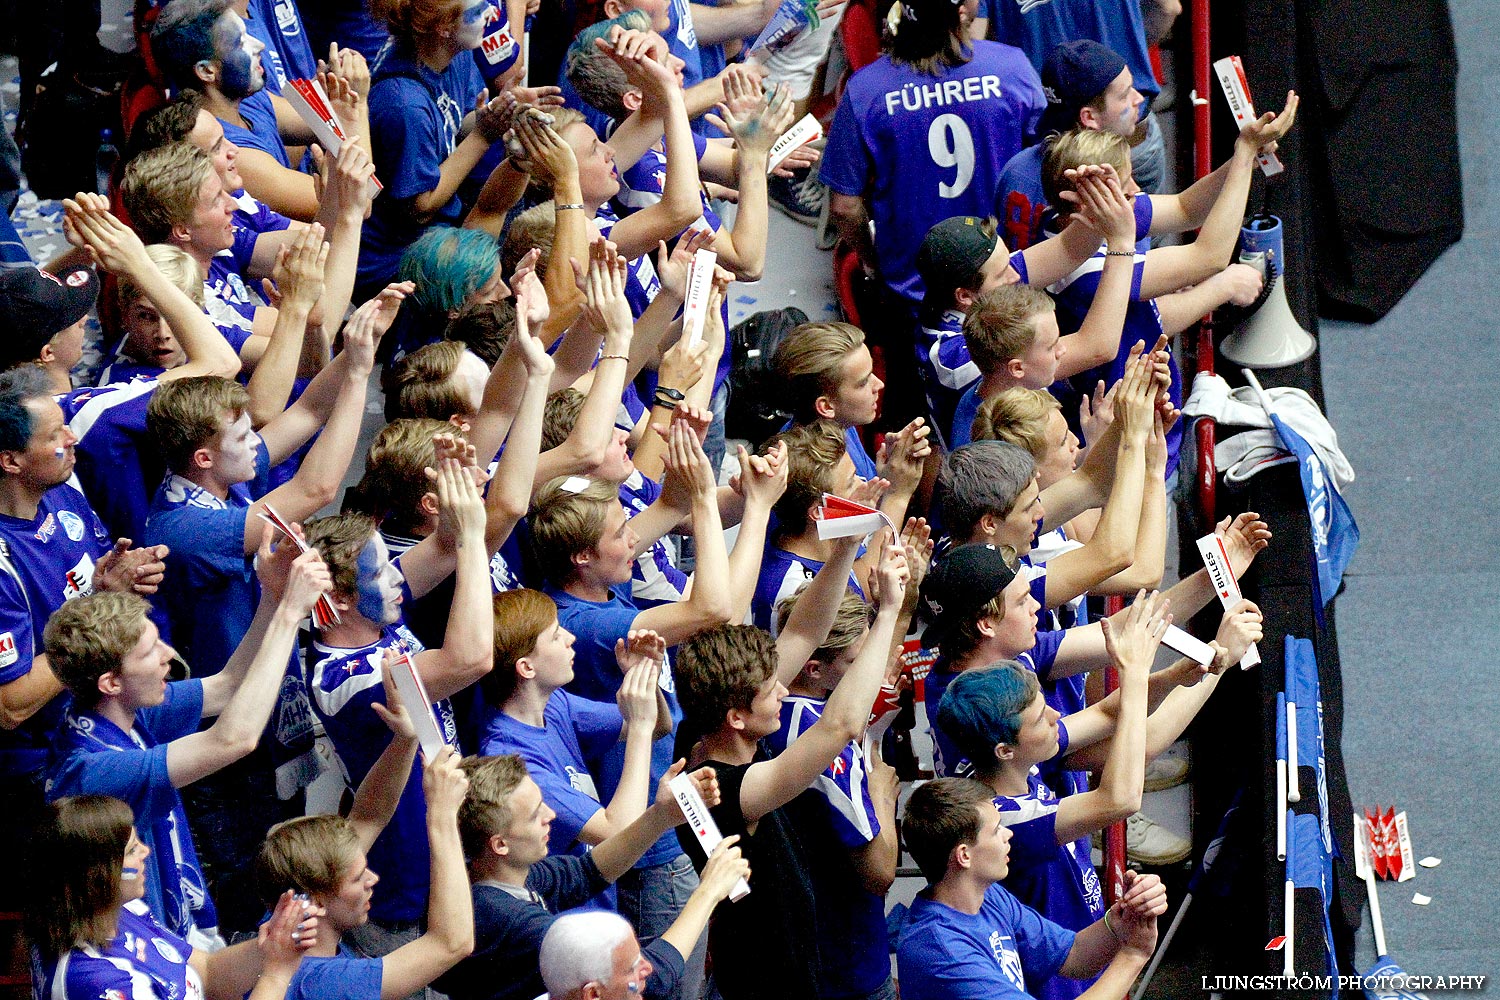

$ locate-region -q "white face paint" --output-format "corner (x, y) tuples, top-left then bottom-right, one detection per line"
(354, 534), (405, 626)
(454, 0), (489, 50)
(453, 350), (490, 414)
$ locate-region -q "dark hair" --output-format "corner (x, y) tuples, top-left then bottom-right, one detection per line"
(565, 12), (651, 120)
(886, 0), (970, 74)
(150, 0), (232, 90)
(445, 299), (515, 368)
(675, 624), (777, 740)
(901, 777), (995, 883)
(0, 365), (53, 453)
(24, 795), (135, 957)
(126, 91), (205, 164)
(937, 440), (1036, 541)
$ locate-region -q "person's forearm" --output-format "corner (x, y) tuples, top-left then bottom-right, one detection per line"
(659, 93), (703, 219)
(1172, 158), (1232, 231)
(590, 800), (677, 882)
(626, 290), (685, 385)
(246, 302), (311, 428)
(290, 364), (369, 501)
(1024, 217), (1103, 288)
(606, 110), (666, 180)
(203, 939), (265, 1000)
(690, 1), (772, 45)
(415, 132), (492, 215)
(349, 732), (419, 847)
(464, 159), (531, 236)
(1160, 567), (1216, 622)
(723, 151), (769, 280)
(205, 609), (302, 753)
(1053, 435), (1146, 602)
(555, 352), (630, 476)
(1098, 463), (1166, 592)
(1144, 672), (1220, 759)
(0, 657), (65, 730)
(724, 499), (773, 622)
(1190, 143), (1256, 272)
(822, 603), (899, 736)
(853, 795), (899, 894)
(1094, 665), (1147, 818)
(775, 541), (860, 682)
(604, 720), (656, 833)
(1057, 254), (1136, 378)
(829, 197), (874, 266)
(548, 317), (606, 393)
(1155, 275), (1239, 337)
(469, 344), (525, 463)
(426, 815), (475, 956)
(438, 528), (495, 690)
(485, 369), (549, 552)
(685, 490), (733, 620)
(316, 208), (365, 349)
(133, 261), (241, 377)
(541, 177), (589, 339)
(1067, 941), (1149, 1000)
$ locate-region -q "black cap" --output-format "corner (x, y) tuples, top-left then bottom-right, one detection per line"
(1038, 39), (1129, 137)
(918, 543), (1021, 650)
(0, 266), (99, 370)
(916, 216), (997, 303)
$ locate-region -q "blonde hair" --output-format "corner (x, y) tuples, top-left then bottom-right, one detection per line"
(541, 388), (586, 452)
(970, 387), (1061, 460)
(117, 244), (203, 308)
(528, 476), (621, 585)
(383, 341), (471, 422)
(1042, 129), (1132, 219)
(962, 284), (1056, 373)
(146, 375), (250, 472)
(771, 321), (866, 424)
(347, 418), (450, 533)
(43, 593), (154, 709)
(458, 754), (532, 860)
(256, 815), (363, 904)
(502, 202), (557, 281)
(774, 584), (872, 664)
(25, 796), (136, 958)
(762, 419), (846, 538)
(121, 141), (216, 245)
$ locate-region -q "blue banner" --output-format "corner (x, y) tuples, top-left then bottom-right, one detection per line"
(1269, 413), (1359, 622)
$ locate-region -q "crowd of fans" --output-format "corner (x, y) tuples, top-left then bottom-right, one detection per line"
(0, 0), (1299, 996)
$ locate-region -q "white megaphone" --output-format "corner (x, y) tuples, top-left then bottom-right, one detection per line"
(1219, 215), (1317, 368)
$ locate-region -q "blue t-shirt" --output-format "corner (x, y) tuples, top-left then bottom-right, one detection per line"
(766, 695), (888, 997)
(896, 883), (1076, 1000)
(307, 623), (458, 925)
(284, 943), (384, 1000)
(665, 0), (705, 89)
(220, 90), (288, 168)
(981, 0), (1159, 108)
(0, 484), (112, 771)
(361, 42), (485, 295)
(143, 446), (270, 678)
(478, 690), (622, 857)
(300, 0), (390, 60)
(248, 0), (318, 93)
(548, 584), (683, 868)
(49, 680), (219, 942)
(820, 43), (1045, 302)
(31, 899), (203, 1000)
(993, 725), (1103, 1000)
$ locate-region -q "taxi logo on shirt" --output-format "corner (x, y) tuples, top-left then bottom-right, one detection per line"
(988, 931), (1026, 989)
(34, 513), (56, 543)
(59, 510), (86, 542)
(0, 632), (16, 669)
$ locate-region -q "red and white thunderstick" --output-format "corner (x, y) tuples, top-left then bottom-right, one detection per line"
(1195, 531), (1262, 668)
(283, 77), (383, 199)
(668, 772), (751, 901)
(390, 653), (450, 760)
(1212, 56), (1283, 177)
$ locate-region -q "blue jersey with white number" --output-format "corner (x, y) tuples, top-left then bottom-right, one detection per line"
(820, 43), (1045, 302)
(31, 899), (204, 1000)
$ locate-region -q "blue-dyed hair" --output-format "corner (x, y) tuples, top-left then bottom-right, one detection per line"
(398, 227), (502, 318)
(936, 662), (1040, 774)
(0, 365), (53, 455)
(151, 0), (232, 91)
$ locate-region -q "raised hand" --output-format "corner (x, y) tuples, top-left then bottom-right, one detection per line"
(509, 246), (550, 329)
(515, 113), (577, 185)
(474, 88), (514, 143)
(430, 456), (487, 549)
(616, 655), (662, 726)
(1079, 379), (1117, 449)
(655, 228), (716, 301)
(656, 759), (720, 819)
(899, 516), (935, 594)
(323, 138), (377, 216)
(258, 890), (321, 975)
(1237, 91), (1299, 154)
(1210, 598), (1263, 673)
(272, 223), (329, 314)
(1217, 512), (1272, 577)
(738, 441), (789, 510)
(656, 337), (711, 399)
(872, 543), (910, 612)
(62, 193), (150, 275)
(281, 549), (334, 619)
(661, 418), (717, 507)
(875, 417), (932, 496)
(373, 651), (420, 741)
(1111, 869), (1167, 952)
(696, 834), (751, 902)
(1100, 589), (1170, 677)
(253, 521), (298, 604)
(421, 746), (469, 818)
(615, 629), (667, 674)
(94, 538), (171, 596)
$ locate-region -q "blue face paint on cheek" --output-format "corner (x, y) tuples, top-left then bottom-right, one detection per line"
(355, 539), (389, 623)
(213, 18), (258, 97)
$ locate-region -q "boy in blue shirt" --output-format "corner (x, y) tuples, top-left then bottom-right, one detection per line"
(44, 540), (331, 947)
(897, 776), (1165, 1000)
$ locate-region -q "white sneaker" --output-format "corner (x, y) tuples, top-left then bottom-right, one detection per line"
(1126, 812), (1191, 866)
(1143, 754), (1190, 792)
